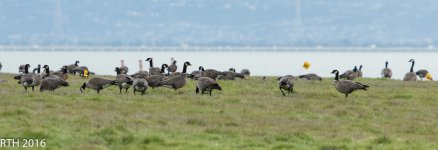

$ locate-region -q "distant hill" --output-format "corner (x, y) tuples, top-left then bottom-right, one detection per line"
(0, 0), (437, 47)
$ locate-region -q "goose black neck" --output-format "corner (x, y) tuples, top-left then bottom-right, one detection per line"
(115, 69), (121, 75)
(385, 62), (388, 68)
(75, 61), (78, 66)
(410, 61), (415, 72)
(24, 66), (29, 74)
(160, 65), (166, 73)
(182, 64), (188, 74)
(149, 60), (153, 67)
(334, 72), (339, 80)
(45, 67), (50, 75)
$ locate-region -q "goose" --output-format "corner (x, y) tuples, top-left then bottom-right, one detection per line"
(188, 70), (202, 80)
(40, 77), (69, 92)
(199, 66), (226, 80)
(145, 64), (168, 88)
(115, 67), (134, 93)
(416, 69), (429, 81)
(381, 61), (392, 78)
(14, 65), (42, 86)
(340, 66), (359, 80)
(357, 65), (363, 77)
(18, 64), (26, 73)
(298, 73), (322, 81)
(132, 60), (149, 79)
(277, 75), (297, 81)
(403, 59), (417, 81)
(331, 70), (369, 98)
(20, 64), (36, 92)
(240, 69), (250, 76)
(196, 77), (222, 96)
(167, 60), (178, 74)
(67, 60), (80, 74)
(120, 59), (129, 74)
(161, 61), (191, 91)
(42, 65), (67, 80)
(218, 68), (245, 80)
(73, 66), (90, 78)
(146, 58), (161, 76)
(80, 77), (117, 94)
(51, 66), (69, 80)
(278, 75), (295, 96)
(132, 78), (149, 95)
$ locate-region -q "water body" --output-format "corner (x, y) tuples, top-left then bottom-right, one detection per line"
(0, 51), (436, 80)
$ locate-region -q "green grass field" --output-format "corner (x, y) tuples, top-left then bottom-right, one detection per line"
(0, 73), (437, 149)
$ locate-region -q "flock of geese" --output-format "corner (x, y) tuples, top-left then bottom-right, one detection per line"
(3, 58), (432, 98)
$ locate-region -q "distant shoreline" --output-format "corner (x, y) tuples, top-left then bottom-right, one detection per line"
(1, 46), (438, 52)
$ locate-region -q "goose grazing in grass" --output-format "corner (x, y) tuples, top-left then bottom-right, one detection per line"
(240, 69), (250, 76)
(20, 64), (36, 92)
(278, 75), (295, 96)
(167, 60), (178, 74)
(120, 59), (129, 74)
(199, 66), (226, 80)
(161, 61), (191, 91)
(357, 65), (363, 77)
(403, 59), (417, 81)
(67, 60), (80, 74)
(80, 77), (117, 94)
(42, 65), (67, 80)
(132, 78), (149, 95)
(145, 64), (168, 88)
(416, 69), (429, 81)
(340, 66), (359, 80)
(218, 68), (245, 80)
(331, 70), (369, 98)
(298, 73), (322, 81)
(115, 67), (134, 93)
(196, 77), (222, 96)
(381, 61), (392, 78)
(146, 58), (161, 76)
(40, 77), (69, 92)
(132, 60), (149, 79)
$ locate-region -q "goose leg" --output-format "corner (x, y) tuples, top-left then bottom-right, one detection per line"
(209, 91), (212, 96)
(119, 87), (122, 94)
(279, 87), (285, 96)
(125, 87), (129, 93)
(24, 87), (28, 92)
(195, 87), (199, 94)
(32, 86), (34, 92)
(345, 93), (348, 98)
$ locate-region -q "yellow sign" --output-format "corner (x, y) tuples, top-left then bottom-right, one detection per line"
(303, 61), (311, 70)
(426, 73), (433, 80)
(84, 69), (89, 77)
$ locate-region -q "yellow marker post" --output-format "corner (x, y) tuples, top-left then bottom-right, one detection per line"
(426, 73), (433, 81)
(84, 69), (89, 77)
(303, 61), (311, 70)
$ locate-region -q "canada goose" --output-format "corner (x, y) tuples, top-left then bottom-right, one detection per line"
(340, 66), (359, 80)
(357, 65), (363, 77)
(132, 60), (149, 79)
(240, 69), (250, 76)
(161, 61), (191, 91)
(132, 78), (149, 95)
(80, 77), (117, 94)
(298, 73), (322, 81)
(32, 64), (41, 74)
(51, 66), (69, 80)
(73, 66), (90, 78)
(40, 77), (69, 92)
(199, 66), (226, 80)
(196, 77), (222, 96)
(18, 64), (26, 73)
(145, 64), (168, 88)
(416, 69), (429, 81)
(218, 68), (245, 80)
(119, 59), (129, 74)
(278, 76), (295, 96)
(403, 59), (417, 81)
(277, 75), (297, 81)
(381, 61), (392, 78)
(20, 64), (36, 92)
(167, 60), (178, 74)
(67, 60), (80, 74)
(146, 58), (161, 76)
(42, 65), (66, 80)
(115, 67), (134, 93)
(331, 70), (369, 98)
